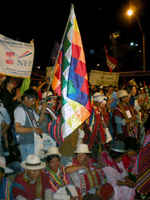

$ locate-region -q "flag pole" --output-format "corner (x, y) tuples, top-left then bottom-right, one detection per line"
(45, 4), (74, 100)
(39, 4), (74, 126)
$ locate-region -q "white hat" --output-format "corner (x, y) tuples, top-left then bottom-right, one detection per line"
(42, 91), (53, 99)
(0, 156), (14, 174)
(21, 154), (46, 170)
(117, 90), (129, 98)
(45, 146), (61, 157)
(74, 144), (91, 154)
(93, 95), (107, 103)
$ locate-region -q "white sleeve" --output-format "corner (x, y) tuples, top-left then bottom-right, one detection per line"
(45, 189), (53, 200)
(2, 108), (11, 125)
(16, 195), (27, 200)
(14, 107), (26, 126)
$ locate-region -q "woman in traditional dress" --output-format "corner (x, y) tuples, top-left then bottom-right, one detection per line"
(44, 146), (79, 200)
(101, 141), (136, 200)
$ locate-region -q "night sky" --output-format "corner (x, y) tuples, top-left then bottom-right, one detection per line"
(0, 0), (149, 72)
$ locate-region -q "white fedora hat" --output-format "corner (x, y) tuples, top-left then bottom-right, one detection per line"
(74, 144), (91, 154)
(45, 146), (61, 157)
(21, 154), (46, 170)
(0, 156), (14, 174)
(117, 90), (129, 98)
(93, 95), (107, 103)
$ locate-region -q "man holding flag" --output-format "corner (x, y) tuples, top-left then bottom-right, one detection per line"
(51, 4), (91, 140)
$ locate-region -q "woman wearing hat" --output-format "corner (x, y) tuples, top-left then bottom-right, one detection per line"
(44, 146), (79, 200)
(65, 144), (113, 199)
(101, 143), (136, 200)
(12, 154), (53, 200)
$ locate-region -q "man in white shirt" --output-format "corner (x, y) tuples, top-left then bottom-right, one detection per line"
(14, 88), (45, 161)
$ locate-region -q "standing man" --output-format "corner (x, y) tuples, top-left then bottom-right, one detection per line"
(14, 88), (46, 161)
(113, 89), (138, 150)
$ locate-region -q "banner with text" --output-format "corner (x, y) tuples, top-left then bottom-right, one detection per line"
(0, 34), (34, 78)
(89, 70), (119, 86)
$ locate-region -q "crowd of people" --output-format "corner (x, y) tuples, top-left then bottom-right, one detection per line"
(0, 74), (150, 199)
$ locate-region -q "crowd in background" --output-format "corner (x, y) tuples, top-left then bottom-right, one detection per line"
(0, 75), (150, 199)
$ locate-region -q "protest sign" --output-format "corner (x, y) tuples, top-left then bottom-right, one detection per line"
(89, 70), (119, 86)
(0, 34), (34, 78)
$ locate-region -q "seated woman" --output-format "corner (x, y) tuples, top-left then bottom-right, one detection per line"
(101, 140), (136, 200)
(65, 143), (114, 200)
(12, 154), (52, 200)
(44, 146), (79, 200)
(0, 156), (14, 200)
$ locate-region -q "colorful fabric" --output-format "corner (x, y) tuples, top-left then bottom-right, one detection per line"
(136, 129), (150, 176)
(101, 151), (137, 174)
(114, 103), (138, 138)
(52, 5), (91, 138)
(12, 172), (50, 200)
(136, 168), (150, 194)
(45, 166), (70, 192)
(70, 158), (105, 195)
(23, 173), (43, 199)
(69, 166), (104, 196)
(0, 177), (12, 200)
(138, 142), (150, 174)
(88, 106), (108, 148)
(101, 151), (123, 173)
(48, 115), (64, 146)
(104, 45), (118, 72)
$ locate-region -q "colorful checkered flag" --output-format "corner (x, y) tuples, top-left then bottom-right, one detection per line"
(52, 4), (91, 138)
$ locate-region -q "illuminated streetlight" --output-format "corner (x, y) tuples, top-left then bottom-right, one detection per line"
(126, 7), (146, 71)
(126, 8), (134, 17)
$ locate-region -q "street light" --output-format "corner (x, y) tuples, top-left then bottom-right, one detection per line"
(126, 9), (134, 16)
(126, 8), (146, 71)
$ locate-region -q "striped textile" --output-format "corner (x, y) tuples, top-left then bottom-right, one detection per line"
(136, 168), (150, 194)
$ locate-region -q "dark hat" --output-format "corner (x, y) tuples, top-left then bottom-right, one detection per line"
(111, 140), (127, 153)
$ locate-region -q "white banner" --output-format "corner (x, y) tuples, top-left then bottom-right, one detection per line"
(0, 34), (34, 78)
(89, 70), (119, 86)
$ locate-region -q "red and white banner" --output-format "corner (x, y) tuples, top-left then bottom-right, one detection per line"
(0, 34), (34, 78)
